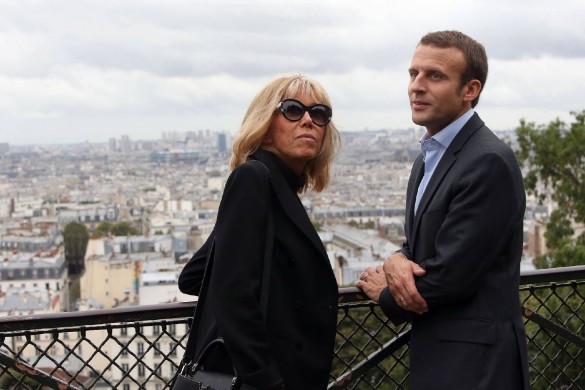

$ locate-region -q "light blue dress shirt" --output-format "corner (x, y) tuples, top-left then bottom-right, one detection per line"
(414, 109), (475, 214)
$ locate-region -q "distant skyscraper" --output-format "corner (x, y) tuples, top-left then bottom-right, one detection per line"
(119, 135), (132, 153)
(109, 138), (117, 152)
(218, 133), (227, 153)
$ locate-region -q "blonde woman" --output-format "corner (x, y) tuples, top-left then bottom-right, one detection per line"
(179, 74), (341, 390)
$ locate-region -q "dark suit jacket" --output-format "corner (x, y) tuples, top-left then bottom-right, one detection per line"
(379, 113), (530, 389)
(178, 149), (338, 390)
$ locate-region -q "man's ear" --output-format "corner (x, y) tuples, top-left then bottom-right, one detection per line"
(463, 79), (481, 103)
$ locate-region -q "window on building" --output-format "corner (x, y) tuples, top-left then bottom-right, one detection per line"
(120, 327), (127, 336)
(153, 325), (160, 336)
(138, 363), (145, 377)
(154, 342), (161, 356)
(137, 342), (144, 355)
(169, 324), (176, 335)
(169, 342), (177, 357)
(123, 385), (130, 390)
(121, 363), (129, 373)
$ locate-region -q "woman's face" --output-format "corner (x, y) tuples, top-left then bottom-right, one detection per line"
(264, 93), (326, 175)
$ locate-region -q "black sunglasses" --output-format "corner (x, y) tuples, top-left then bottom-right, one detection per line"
(277, 99), (332, 127)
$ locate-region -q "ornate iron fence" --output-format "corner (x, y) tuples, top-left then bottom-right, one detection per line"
(1, 265), (584, 389)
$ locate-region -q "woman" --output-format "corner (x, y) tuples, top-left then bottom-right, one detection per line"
(178, 74), (341, 390)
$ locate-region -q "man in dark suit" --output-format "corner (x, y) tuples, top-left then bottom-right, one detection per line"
(356, 31), (530, 389)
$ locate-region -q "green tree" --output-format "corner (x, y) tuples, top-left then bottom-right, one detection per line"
(95, 221), (114, 237)
(110, 221), (139, 236)
(312, 220), (322, 231)
(364, 220), (376, 229)
(62, 221), (89, 276)
(515, 110), (585, 268)
(0, 369), (43, 389)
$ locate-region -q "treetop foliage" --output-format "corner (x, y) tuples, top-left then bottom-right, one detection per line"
(515, 110), (585, 267)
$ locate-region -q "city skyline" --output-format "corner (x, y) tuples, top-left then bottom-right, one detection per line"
(2, 0), (585, 145)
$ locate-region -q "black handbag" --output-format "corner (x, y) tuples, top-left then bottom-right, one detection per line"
(172, 166), (274, 390)
(173, 338), (258, 390)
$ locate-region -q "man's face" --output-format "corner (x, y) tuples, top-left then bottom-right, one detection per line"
(407, 44), (473, 136)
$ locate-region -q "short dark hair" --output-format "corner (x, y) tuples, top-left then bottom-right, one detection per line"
(419, 30), (488, 107)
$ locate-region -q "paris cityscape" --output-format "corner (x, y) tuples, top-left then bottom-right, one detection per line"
(0, 127), (548, 388)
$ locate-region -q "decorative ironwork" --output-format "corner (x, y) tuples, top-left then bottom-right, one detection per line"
(0, 266), (583, 389)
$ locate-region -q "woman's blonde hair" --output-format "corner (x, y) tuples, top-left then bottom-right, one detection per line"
(230, 74), (341, 193)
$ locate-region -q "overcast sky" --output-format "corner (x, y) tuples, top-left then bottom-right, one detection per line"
(1, 0), (584, 145)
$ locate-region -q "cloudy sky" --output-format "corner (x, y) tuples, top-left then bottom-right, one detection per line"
(1, 0), (584, 145)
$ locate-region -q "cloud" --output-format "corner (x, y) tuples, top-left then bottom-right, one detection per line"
(0, 0), (584, 144)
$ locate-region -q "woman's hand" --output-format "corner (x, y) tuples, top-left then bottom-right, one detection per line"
(355, 265), (387, 302)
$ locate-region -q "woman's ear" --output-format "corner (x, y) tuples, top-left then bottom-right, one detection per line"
(262, 130), (273, 145)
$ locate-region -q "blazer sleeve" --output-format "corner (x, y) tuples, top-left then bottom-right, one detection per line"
(177, 233), (213, 296)
(414, 150), (524, 307)
(207, 161), (284, 388)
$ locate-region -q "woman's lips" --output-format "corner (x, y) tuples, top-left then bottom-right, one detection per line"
(298, 134), (316, 141)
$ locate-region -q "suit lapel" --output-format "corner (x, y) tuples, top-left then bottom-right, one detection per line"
(406, 155), (425, 241)
(411, 113), (485, 242)
(259, 154), (329, 261)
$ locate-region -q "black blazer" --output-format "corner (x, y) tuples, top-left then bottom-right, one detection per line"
(178, 149), (338, 390)
(379, 114), (530, 390)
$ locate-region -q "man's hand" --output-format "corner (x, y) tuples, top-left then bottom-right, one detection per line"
(383, 253), (428, 314)
(355, 265), (387, 302)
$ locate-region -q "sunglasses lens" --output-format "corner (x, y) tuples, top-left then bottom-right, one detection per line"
(281, 101), (305, 121)
(279, 99), (332, 126)
(309, 105), (332, 126)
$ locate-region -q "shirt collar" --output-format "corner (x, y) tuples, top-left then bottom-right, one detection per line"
(419, 108), (475, 149)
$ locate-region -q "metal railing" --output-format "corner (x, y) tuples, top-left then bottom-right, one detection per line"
(1, 265), (584, 389)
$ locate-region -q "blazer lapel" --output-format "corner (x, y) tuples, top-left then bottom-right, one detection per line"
(259, 154), (329, 261)
(271, 174), (329, 260)
(411, 113), (485, 242)
(406, 155), (425, 241)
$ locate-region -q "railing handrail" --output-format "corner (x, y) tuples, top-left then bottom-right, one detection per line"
(518, 264), (585, 284)
(1, 265), (584, 333)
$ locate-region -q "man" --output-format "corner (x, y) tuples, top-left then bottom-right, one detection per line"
(356, 31), (530, 389)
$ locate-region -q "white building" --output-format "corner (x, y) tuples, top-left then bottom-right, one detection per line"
(0, 252), (68, 316)
(321, 224), (400, 286)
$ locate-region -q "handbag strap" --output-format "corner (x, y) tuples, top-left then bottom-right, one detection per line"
(180, 161), (274, 366)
